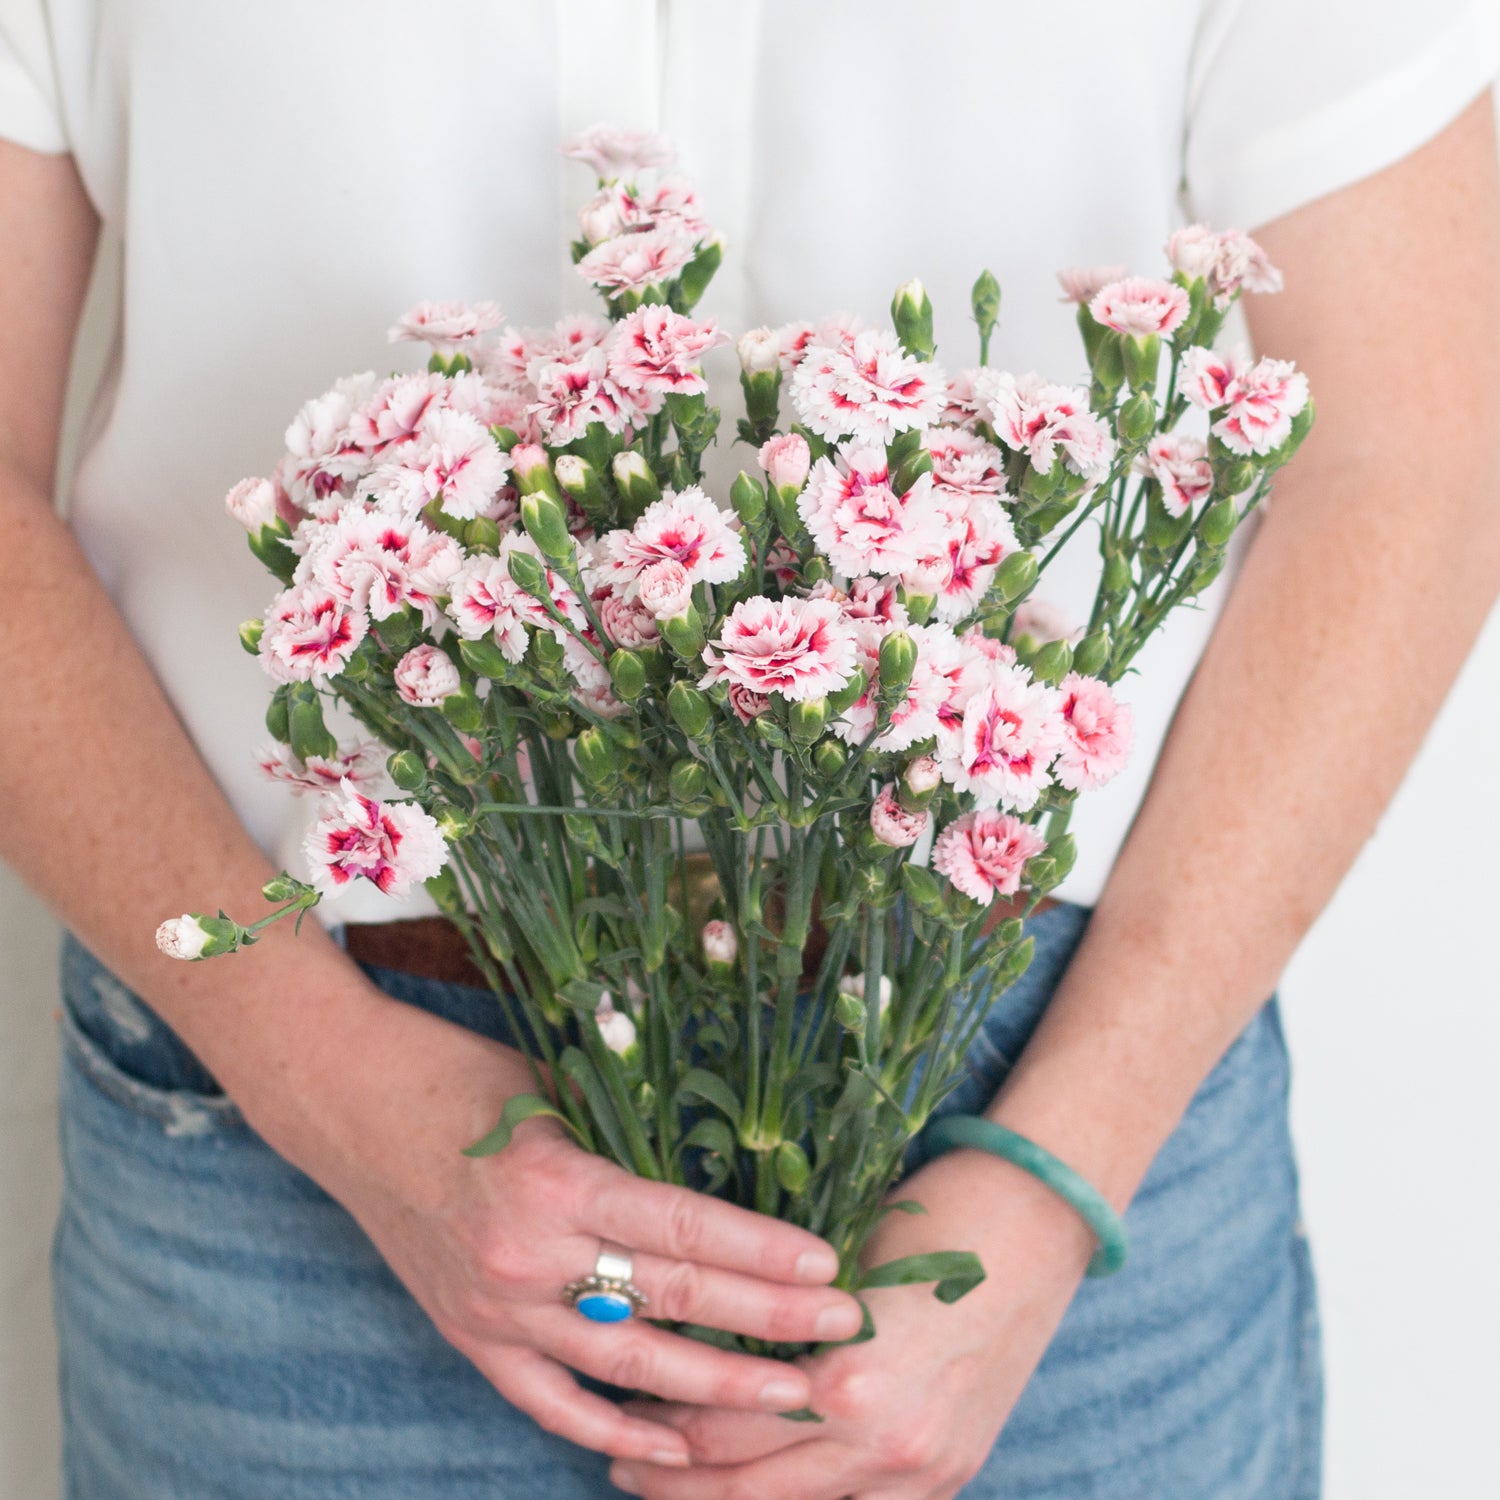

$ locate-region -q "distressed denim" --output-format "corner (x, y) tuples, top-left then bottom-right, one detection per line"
(53, 904), (1321, 1497)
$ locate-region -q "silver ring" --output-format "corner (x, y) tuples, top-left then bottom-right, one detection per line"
(563, 1239), (648, 1323)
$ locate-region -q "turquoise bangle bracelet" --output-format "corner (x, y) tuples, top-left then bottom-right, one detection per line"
(922, 1114), (1129, 1278)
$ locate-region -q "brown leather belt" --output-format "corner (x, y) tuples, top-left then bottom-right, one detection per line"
(344, 893), (1060, 989)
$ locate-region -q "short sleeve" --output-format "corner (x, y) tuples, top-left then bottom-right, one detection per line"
(1184, 0), (1500, 231)
(0, 0), (67, 153)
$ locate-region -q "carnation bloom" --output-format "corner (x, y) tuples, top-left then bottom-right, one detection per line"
(726, 682), (771, 724)
(370, 407), (511, 521)
(982, 371), (1115, 483)
(577, 228), (697, 294)
(1088, 277), (1191, 338)
(938, 368), (986, 426)
(1214, 357), (1310, 457)
(592, 582), (660, 648)
(635, 558), (695, 620)
(394, 644), (462, 707)
(1056, 264), (1130, 305)
(607, 306), (727, 404)
(155, 915), (214, 961)
(484, 316), (609, 390)
(605, 488), (747, 588)
(869, 783), (929, 848)
(932, 810), (1047, 905)
(297, 512), (435, 622)
(1053, 673), (1134, 791)
(348, 371), (448, 454)
(833, 620), (955, 753)
(447, 536), (581, 660)
(387, 299), (504, 350)
(918, 492), (1016, 624)
(527, 347), (633, 445)
(259, 585), (368, 683)
(789, 328), (947, 446)
(1167, 225), (1282, 306)
(304, 780), (447, 898)
(1179, 344), (1248, 410)
(561, 124), (676, 181)
(758, 432), (811, 492)
(934, 661), (1061, 811)
(225, 476), (279, 532)
(702, 920), (739, 966)
(924, 427), (1008, 500)
(282, 378), (375, 517)
(1143, 433), (1214, 518)
(256, 740), (387, 795)
(700, 596), (856, 703)
(798, 446), (943, 579)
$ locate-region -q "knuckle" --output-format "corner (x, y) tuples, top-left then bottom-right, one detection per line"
(663, 1192), (707, 1260)
(760, 1288), (812, 1342)
(722, 1479), (766, 1500)
(876, 1419), (937, 1473)
(656, 1259), (707, 1321)
(820, 1365), (871, 1422)
(606, 1341), (656, 1394)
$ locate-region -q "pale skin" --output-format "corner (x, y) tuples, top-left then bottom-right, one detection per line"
(1, 94), (1497, 1500)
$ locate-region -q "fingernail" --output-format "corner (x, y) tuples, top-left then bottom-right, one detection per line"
(649, 1449), (689, 1468)
(612, 1467), (642, 1495)
(815, 1303), (860, 1339)
(795, 1248), (837, 1282)
(759, 1377), (806, 1410)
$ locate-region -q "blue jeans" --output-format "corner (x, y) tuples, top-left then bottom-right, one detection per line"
(52, 905), (1322, 1497)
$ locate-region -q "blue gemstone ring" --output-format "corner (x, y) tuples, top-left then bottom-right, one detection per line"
(564, 1241), (647, 1323)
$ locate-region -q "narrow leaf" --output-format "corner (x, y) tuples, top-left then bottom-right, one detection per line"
(674, 1068), (744, 1126)
(462, 1093), (577, 1158)
(856, 1250), (986, 1302)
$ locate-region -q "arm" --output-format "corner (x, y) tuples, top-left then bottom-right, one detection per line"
(614, 92), (1500, 1500)
(0, 142), (862, 1465)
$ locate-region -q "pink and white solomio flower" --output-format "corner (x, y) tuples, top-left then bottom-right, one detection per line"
(561, 124), (676, 182)
(296, 513), (428, 622)
(726, 682), (771, 724)
(259, 585), (368, 684)
(527, 347), (633, 445)
(348, 371), (448, 454)
(303, 779), (447, 899)
(1053, 673), (1134, 791)
(393, 645), (462, 708)
(932, 810), (1047, 905)
(387, 299), (504, 351)
(833, 620), (956, 753)
(916, 491), (1017, 625)
(370, 407), (511, 522)
(938, 368), (986, 427)
(934, 660), (1062, 812)
(789, 328), (947, 445)
(225, 477), (280, 532)
(634, 558), (695, 621)
(869, 783), (929, 848)
(982, 371), (1115, 483)
(485, 316), (610, 391)
(604, 488), (747, 589)
(1142, 434), (1214, 518)
(758, 432), (811, 493)
(447, 534), (583, 660)
(1056, 264), (1130, 305)
(576, 228), (697, 295)
(700, 596), (857, 703)
(282, 377), (376, 517)
(1088, 277), (1191, 338)
(925, 427), (1008, 501)
(798, 447), (943, 579)
(1214, 357), (1309, 457)
(256, 740), (387, 796)
(1167, 225), (1282, 306)
(591, 582), (661, 648)
(607, 306), (728, 404)
(1179, 344), (1248, 410)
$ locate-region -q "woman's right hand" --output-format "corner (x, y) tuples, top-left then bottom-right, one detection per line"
(223, 969), (865, 1470)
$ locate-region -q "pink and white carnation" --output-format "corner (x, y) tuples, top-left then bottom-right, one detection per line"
(938, 368), (987, 427)
(604, 488), (747, 589)
(256, 740), (387, 796)
(798, 446), (943, 579)
(916, 491), (1017, 624)
(347, 372), (448, 455)
(1179, 344), (1247, 410)
(225, 477), (279, 532)
(363, 407), (511, 522)
(576, 228), (697, 295)
(1142, 433), (1214, 517)
(607, 306), (728, 404)
(789, 328), (947, 445)
(839, 575), (909, 627)
(925, 427), (1009, 500)
(485, 316), (610, 391)
(772, 314), (865, 373)
(592, 582), (660, 648)
(700, 596), (856, 703)
(933, 660), (1061, 812)
(1057, 264), (1130, 305)
(561, 124), (676, 182)
(982, 371), (1116, 483)
(932, 810), (1047, 905)
(1167, 225), (1282, 306)
(1053, 673), (1133, 791)
(304, 779), (447, 898)
(1214, 357), (1309, 457)
(832, 619), (956, 753)
(393, 644), (462, 707)
(446, 371), (533, 435)
(446, 535), (582, 661)
(1088, 277), (1191, 338)
(561, 635), (628, 720)
(869, 783), (929, 848)
(758, 432), (811, 493)
(527, 347), (633, 445)
(736, 327), (781, 376)
(634, 558), (695, 621)
(296, 513), (456, 623)
(258, 584), (368, 684)
(387, 300), (504, 351)
(282, 376), (378, 517)
(726, 683), (771, 724)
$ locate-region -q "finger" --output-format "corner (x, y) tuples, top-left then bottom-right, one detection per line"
(610, 1439), (859, 1500)
(468, 1344), (690, 1468)
(622, 1400), (804, 1466)
(549, 1312), (814, 1412)
(588, 1171), (841, 1284)
(629, 1251), (864, 1345)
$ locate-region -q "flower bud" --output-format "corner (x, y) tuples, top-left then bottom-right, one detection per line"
(1072, 628), (1111, 678)
(574, 727), (616, 786)
(1122, 333), (1160, 392)
(891, 277), (935, 361)
(155, 914), (239, 962)
(813, 739), (846, 778)
(1047, 833), (1078, 885)
(659, 603), (706, 660)
(971, 269), (1001, 355)
(488, 424), (521, 452)
(787, 697), (828, 746)
(1189, 551), (1226, 593)
(900, 755), (942, 811)
(1081, 313), (1124, 391)
(607, 648), (648, 703)
(702, 919), (739, 972)
(835, 988), (867, 1031)
(838, 971), (893, 1014)
(1218, 457), (1258, 496)
(530, 629), (566, 672)
(510, 443), (560, 499)
(667, 681), (714, 739)
(758, 433), (811, 495)
(1116, 391), (1157, 445)
(441, 685), (484, 733)
(458, 636), (517, 681)
(668, 757), (709, 804)
(1030, 639), (1073, 685)
(994, 549), (1039, 602)
(825, 666), (867, 718)
(774, 1140), (811, 1195)
(1198, 495), (1239, 548)
(1101, 551), (1133, 598)
(287, 685), (338, 763)
(387, 749), (428, 792)
(264, 688), (292, 744)
(506, 545), (550, 598)
(554, 453), (609, 521)
(239, 618), (264, 655)
(612, 449), (662, 520)
(463, 517), (500, 554)
(595, 998), (638, 1057)
(677, 233), (725, 313)
(730, 470), (767, 530)
(877, 630), (918, 701)
(737, 327), (780, 376)
(260, 872), (304, 903)
(870, 784), (928, 848)
(520, 491), (576, 565)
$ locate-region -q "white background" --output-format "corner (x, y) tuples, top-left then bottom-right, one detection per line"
(2, 133), (1498, 1500)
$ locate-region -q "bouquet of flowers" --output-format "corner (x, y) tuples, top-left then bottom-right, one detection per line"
(158, 124), (1311, 1352)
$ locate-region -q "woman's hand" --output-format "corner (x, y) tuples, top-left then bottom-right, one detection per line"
(606, 1149), (1096, 1499)
(224, 972), (866, 1471)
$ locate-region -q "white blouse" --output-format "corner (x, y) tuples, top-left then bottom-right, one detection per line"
(2, 0), (1496, 917)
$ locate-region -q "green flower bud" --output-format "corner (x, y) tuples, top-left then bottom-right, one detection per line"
(442, 686), (484, 733)
(530, 628), (566, 670)
(900, 863), (951, 917)
(1218, 457), (1258, 497)
(420, 498), (469, 542)
(239, 618), (264, 655)
(1101, 552), (1133, 598)
(752, 714), (790, 750)
(667, 681), (714, 739)
(668, 758), (709, 803)
(730, 470), (767, 531)
(660, 604), (706, 660)
(1285, 399), (1315, 453)
(612, 449), (662, 521)
(460, 518), (497, 555)
(1189, 551), (1226, 593)
(1047, 833), (1077, 885)
(677, 232), (725, 312)
(553, 454), (609, 518)
(1122, 334), (1161, 392)
(287, 685), (337, 763)
(1198, 496), (1239, 549)
(891, 277), (935, 361)
(892, 446), (934, 495)
(1080, 313), (1124, 391)
(540, 707), (574, 739)
(379, 608), (418, 651)
(995, 549), (1039, 602)
(260, 872), (305, 903)
(511, 445), (561, 500)
(826, 665), (868, 718)
(813, 739), (847, 778)
(899, 589), (935, 625)
(606, 648), (648, 703)
(877, 630), (918, 700)
(1072, 628), (1111, 678)
(506, 546), (550, 598)
(574, 727), (615, 786)
(1116, 391), (1157, 445)
(787, 697), (827, 746)
(774, 1140), (811, 1195)
(264, 688), (292, 744)
(458, 637), (516, 681)
(520, 491), (576, 565)
(971, 269), (1001, 356)
(1144, 489), (1193, 551)
(834, 989), (867, 1031)
(488, 425), (521, 452)
(424, 864), (464, 913)
(1030, 639), (1073, 685)
(434, 806), (474, 842)
(387, 749), (428, 792)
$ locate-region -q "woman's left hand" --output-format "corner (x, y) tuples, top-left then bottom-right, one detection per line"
(607, 1147), (1099, 1499)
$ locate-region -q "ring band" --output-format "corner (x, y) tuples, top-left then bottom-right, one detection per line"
(564, 1240), (648, 1323)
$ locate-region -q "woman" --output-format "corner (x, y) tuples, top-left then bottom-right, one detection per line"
(2, 2), (1498, 1496)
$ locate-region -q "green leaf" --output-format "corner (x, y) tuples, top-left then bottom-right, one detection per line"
(828, 1069), (877, 1142)
(815, 1297), (876, 1354)
(777, 1407), (826, 1423)
(673, 1068), (744, 1126)
(557, 1047), (634, 1165)
(883, 1199), (928, 1217)
(856, 1250), (986, 1305)
(558, 978), (612, 1012)
(675, 1116), (738, 1191)
(462, 1093), (578, 1158)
